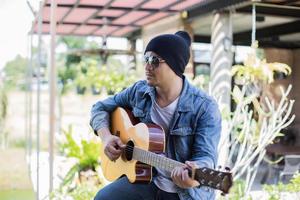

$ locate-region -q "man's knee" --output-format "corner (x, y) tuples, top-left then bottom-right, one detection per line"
(94, 189), (111, 200)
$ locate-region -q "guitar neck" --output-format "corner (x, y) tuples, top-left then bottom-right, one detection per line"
(132, 147), (185, 172)
(131, 146), (232, 194)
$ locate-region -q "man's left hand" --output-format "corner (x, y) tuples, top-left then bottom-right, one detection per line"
(171, 161), (200, 189)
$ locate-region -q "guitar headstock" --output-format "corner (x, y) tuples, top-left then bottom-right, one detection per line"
(193, 167), (233, 194)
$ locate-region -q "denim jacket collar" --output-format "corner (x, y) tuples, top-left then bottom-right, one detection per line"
(142, 76), (193, 112)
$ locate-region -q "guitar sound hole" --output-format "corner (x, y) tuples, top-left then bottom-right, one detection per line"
(124, 140), (134, 161)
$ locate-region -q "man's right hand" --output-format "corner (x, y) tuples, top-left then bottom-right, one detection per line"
(103, 134), (125, 162)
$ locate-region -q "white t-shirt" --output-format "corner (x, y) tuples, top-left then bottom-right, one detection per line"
(151, 96), (179, 193)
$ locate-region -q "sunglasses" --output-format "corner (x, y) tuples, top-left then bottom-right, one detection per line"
(143, 55), (165, 69)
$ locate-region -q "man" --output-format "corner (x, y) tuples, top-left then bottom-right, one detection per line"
(90, 31), (221, 200)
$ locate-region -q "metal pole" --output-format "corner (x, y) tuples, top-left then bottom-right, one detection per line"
(251, 3), (256, 45)
(36, 1), (43, 199)
(26, 32), (33, 164)
(49, 0), (57, 194)
(28, 29), (33, 177)
(25, 34), (29, 162)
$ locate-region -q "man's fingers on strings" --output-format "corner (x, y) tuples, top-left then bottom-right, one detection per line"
(108, 144), (122, 154)
(116, 139), (126, 149)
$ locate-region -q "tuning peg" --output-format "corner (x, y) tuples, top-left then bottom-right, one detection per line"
(209, 171), (214, 175)
(225, 166), (231, 171)
(216, 183), (220, 189)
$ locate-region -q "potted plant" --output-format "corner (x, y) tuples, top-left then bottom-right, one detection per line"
(232, 41), (291, 96)
(59, 125), (102, 187)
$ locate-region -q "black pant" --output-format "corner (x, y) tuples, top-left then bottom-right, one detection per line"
(94, 176), (180, 200)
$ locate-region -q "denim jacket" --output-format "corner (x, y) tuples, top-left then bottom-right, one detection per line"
(90, 76), (222, 200)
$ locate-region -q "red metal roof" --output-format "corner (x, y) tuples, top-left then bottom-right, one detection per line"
(33, 0), (206, 37)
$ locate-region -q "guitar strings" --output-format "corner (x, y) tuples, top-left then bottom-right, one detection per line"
(121, 145), (228, 175)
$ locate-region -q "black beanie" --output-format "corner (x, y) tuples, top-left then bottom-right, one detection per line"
(144, 31), (191, 78)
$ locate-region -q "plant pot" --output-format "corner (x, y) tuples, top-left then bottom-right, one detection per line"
(76, 86), (86, 95)
(91, 85), (101, 95)
(79, 169), (101, 186)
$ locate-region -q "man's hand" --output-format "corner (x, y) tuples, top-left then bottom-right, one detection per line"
(97, 127), (126, 162)
(171, 161), (200, 189)
(103, 134), (125, 161)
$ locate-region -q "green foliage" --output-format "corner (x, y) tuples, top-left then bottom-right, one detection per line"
(59, 125), (101, 186)
(219, 179), (252, 200)
(263, 173), (300, 200)
(74, 58), (137, 95)
(0, 85), (8, 122)
(3, 55), (28, 90)
(60, 126), (81, 158)
(58, 62), (78, 94)
(57, 36), (101, 95)
(232, 42), (291, 85)
(50, 183), (98, 200)
(57, 36), (138, 96)
(68, 184), (98, 200)
(0, 85), (8, 147)
(10, 138), (27, 148)
(74, 59), (99, 91)
(58, 36), (91, 50)
(188, 74), (210, 91)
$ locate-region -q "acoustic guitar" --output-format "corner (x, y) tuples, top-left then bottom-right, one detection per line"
(100, 107), (233, 194)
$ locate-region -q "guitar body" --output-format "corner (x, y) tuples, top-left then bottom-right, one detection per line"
(100, 107), (165, 183)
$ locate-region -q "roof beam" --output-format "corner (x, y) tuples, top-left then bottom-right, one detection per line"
(128, 29), (142, 40)
(59, 0), (80, 25)
(194, 20), (300, 45)
(237, 3), (300, 18)
(116, 0), (184, 37)
(193, 35), (211, 43)
(42, 21), (138, 28)
(44, 3), (177, 13)
(108, 0), (149, 36)
(71, 0), (116, 35)
(187, 0), (249, 21)
(194, 33), (300, 49)
(270, 0), (300, 6)
(236, 40), (300, 49)
(233, 20), (300, 43)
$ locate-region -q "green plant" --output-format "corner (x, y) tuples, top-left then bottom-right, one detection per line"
(232, 42), (291, 85)
(219, 179), (252, 200)
(74, 58), (138, 95)
(218, 41), (294, 199)
(59, 125), (102, 187)
(50, 183), (99, 200)
(0, 85), (8, 148)
(2, 55), (29, 90)
(10, 138), (27, 148)
(263, 173), (300, 200)
(58, 63), (78, 95)
(0, 85), (7, 120)
(189, 74), (210, 91)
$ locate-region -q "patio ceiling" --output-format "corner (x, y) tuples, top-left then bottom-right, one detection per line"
(188, 0), (300, 48)
(32, 0), (207, 37)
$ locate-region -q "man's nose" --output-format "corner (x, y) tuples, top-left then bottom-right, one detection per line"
(145, 63), (152, 71)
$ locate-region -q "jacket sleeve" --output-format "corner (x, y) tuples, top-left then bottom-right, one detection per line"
(89, 81), (139, 135)
(190, 99), (222, 169)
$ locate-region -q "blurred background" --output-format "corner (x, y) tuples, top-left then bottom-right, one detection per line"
(0, 0), (300, 200)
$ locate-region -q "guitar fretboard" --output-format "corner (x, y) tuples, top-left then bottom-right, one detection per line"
(132, 147), (185, 172)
